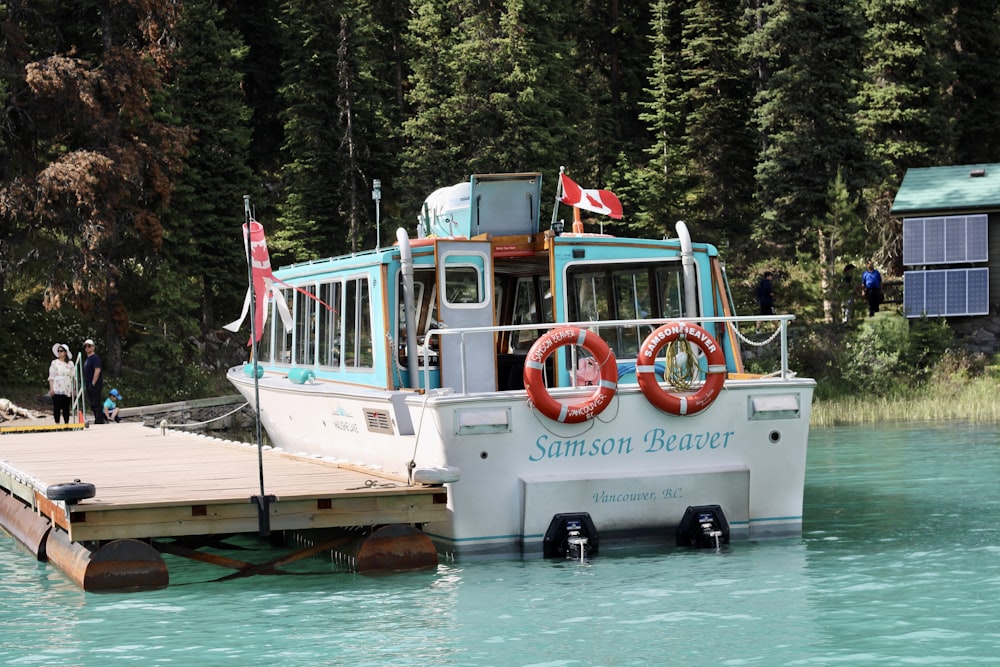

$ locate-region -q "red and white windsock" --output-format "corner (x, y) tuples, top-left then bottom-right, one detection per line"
(225, 221), (293, 344)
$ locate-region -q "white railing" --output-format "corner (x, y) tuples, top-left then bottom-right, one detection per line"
(420, 314), (800, 394)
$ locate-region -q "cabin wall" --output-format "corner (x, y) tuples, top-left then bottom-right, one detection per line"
(900, 211), (1000, 355)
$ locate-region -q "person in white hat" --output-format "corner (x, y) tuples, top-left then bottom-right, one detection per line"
(47, 343), (75, 423)
(82, 338), (105, 424)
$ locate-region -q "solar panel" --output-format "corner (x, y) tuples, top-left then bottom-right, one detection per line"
(969, 215), (989, 262)
(969, 267), (989, 312)
(945, 217), (966, 263)
(902, 218), (923, 265)
(902, 215), (989, 265)
(903, 272), (924, 317)
(904, 268), (990, 317)
(924, 217), (946, 264)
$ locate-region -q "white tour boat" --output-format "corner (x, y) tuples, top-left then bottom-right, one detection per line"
(227, 171), (814, 558)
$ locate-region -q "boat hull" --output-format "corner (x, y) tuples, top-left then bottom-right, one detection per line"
(229, 368), (814, 558)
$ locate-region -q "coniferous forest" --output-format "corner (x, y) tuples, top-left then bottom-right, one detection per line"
(2, 0), (998, 406)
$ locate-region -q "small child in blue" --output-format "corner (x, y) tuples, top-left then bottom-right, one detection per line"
(103, 388), (123, 423)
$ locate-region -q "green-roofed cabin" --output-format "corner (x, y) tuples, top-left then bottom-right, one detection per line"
(891, 163), (1000, 354)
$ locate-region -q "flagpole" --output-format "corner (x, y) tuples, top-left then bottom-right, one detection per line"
(244, 194), (272, 537)
(550, 165), (565, 230)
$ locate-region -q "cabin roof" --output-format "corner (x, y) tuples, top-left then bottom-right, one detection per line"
(892, 163), (1000, 215)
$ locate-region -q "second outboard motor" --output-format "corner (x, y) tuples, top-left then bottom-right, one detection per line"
(676, 504), (729, 550)
(543, 512), (599, 561)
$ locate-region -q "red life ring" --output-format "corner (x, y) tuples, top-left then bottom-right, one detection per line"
(523, 327), (618, 423)
(636, 322), (726, 416)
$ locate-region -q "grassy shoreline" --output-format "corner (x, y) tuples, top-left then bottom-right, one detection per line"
(810, 376), (1000, 427)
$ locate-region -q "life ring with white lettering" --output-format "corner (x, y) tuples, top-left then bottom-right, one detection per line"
(523, 327), (618, 424)
(636, 322), (726, 416)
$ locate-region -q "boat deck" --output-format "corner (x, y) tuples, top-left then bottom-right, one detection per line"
(0, 423), (447, 543)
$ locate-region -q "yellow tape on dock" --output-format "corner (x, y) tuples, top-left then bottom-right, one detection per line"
(0, 422), (87, 435)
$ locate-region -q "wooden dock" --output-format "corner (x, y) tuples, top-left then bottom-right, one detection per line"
(0, 423), (448, 590)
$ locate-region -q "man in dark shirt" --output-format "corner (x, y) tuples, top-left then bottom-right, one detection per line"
(82, 338), (106, 424)
(757, 271), (774, 316)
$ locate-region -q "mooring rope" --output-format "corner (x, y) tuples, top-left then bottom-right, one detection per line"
(664, 338), (698, 391)
(346, 479), (399, 490)
(158, 401), (250, 434)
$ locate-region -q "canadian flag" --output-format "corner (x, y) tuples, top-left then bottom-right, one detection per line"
(559, 173), (623, 220)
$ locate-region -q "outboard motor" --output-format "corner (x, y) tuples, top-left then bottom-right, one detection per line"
(676, 504), (729, 550)
(543, 512), (599, 561)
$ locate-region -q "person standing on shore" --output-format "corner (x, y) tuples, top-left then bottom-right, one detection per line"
(757, 271), (775, 315)
(47, 343), (75, 423)
(82, 339), (106, 424)
(861, 261), (883, 317)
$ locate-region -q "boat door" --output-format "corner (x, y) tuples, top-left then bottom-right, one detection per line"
(434, 239), (496, 392)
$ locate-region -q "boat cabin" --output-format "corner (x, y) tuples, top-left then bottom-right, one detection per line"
(251, 173), (742, 393)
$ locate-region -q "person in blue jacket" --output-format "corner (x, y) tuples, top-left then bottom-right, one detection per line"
(861, 261), (883, 316)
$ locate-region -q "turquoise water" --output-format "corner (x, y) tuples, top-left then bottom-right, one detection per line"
(3, 422), (1000, 666)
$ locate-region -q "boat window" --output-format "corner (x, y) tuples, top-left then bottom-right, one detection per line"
(394, 269), (441, 376)
(295, 284), (317, 365)
(567, 262), (685, 359)
(442, 264), (482, 306)
(510, 276), (552, 350)
(573, 270), (610, 322)
(612, 271), (650, 357)
(344, 277), (373, 368)
(655, 267), (685, 318)
(257, 297), (273, 362)
(276, 289), (294, 364)
(396, 278), (425, 344)
(319, 281), (341, 367)
(398, 268), (439, 338)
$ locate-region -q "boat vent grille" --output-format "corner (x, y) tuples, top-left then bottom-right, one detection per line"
(364, 408), (394, 435)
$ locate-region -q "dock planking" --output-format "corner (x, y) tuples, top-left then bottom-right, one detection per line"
(0, 423), (448, 543)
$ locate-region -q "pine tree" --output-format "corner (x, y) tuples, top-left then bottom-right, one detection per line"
(679, 0), (756, 246)
(165, 0), (255, 331)
(401, 0), (582, 218)
(0, 0), (189, 372)
(277, 0), (401, 258)
(814, 169), (864, 323)
(747, 0), (867, 257)
(629, 0), (689, 238)
(855, 0), (954, 270)
(947, 0), (1000, 163)
(574, 0), (652, 167)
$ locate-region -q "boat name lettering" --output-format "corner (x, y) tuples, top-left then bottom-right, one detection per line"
(640, 323), (717, 358)
(529, 428), (734, 461)
(590, 488), (684, 504)
(529, 435), (634, 461)
(527, 327), (579, 364)
(334, 419), (358, 433)
(643, 428), (733, 452)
